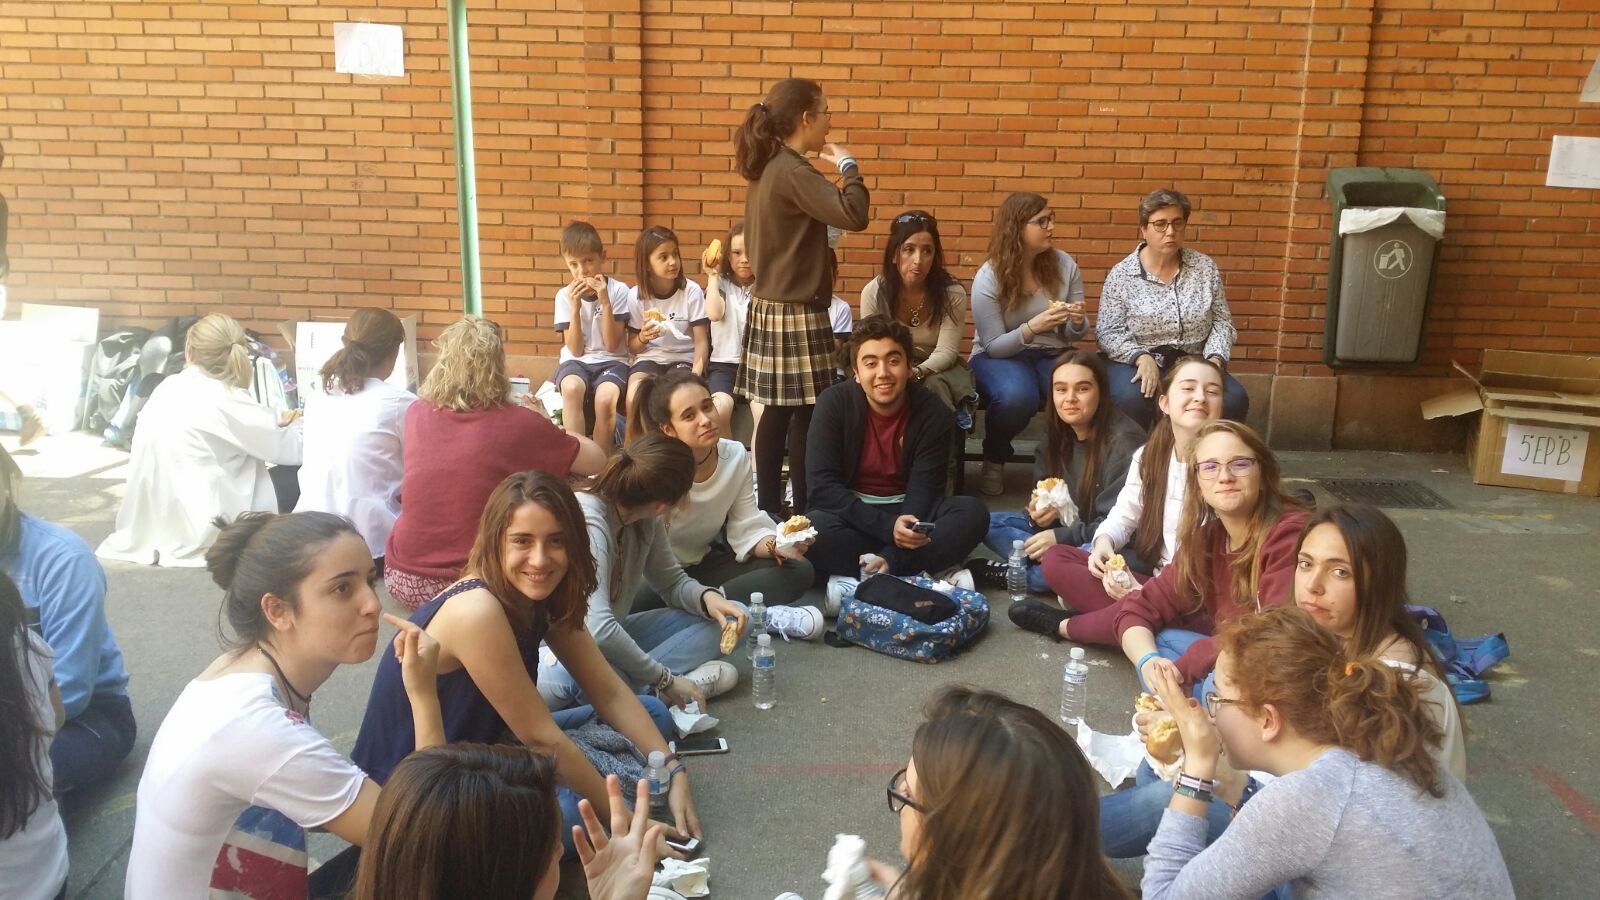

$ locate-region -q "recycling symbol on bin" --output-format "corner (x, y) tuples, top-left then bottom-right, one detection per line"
(1373, 239), (1413, 280)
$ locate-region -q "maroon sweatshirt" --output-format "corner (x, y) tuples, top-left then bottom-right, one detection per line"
(1112, 507), (1310, 685)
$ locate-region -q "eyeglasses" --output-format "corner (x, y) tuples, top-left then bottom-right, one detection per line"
(1027, 214), (1055, 229)
(1203, 691), (1241, 718)
(886, 768), (924, 814)
(895, 211), (935, 227)
(1146, 218), (1187, 233)
(1196, 457), (1258, 480)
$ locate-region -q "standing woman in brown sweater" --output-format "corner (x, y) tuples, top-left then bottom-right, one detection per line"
(734, 78), (871, 519)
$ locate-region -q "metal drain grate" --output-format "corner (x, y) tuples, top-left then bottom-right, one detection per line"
(1316, 478), (1453, 510)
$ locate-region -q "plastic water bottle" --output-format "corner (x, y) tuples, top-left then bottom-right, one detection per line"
(1061, 646), (1088, 726)
(1007, 539), (1029, 604)
(752, 634), (776, 710)
(644, 751), (671, 820)
(747, 592), (767, 661)
(822, 834), (887, 900)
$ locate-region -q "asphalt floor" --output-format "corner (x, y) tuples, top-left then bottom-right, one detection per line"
(7, 431), (1598, 898)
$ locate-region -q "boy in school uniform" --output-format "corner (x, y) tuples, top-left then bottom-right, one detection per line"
(554, 221), (633, 458)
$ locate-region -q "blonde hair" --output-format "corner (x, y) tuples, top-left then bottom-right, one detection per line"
(186, 313), (253, 389)
(419, 316), (509, 412)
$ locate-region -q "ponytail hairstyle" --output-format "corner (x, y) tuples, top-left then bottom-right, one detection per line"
(878, 210), (959, 328)
(1220, 606), (1444, 797)
(718, 220), (751, 285)
(1171, 420), (1306, 614)
(204, 511), (363, 650)
(320, 308), (407, 396)
(634, 225), (686, 300)
(985, 192), (1065, 313)
(419, 316), (510, 412)
(0, 444), (20, 558)
(464, 471), (594, 635)
(733, 78), (825, 182)
(897, 686), (1132, 900)
(587, 433), (695, 512)
(1042, 350), (1116, 520)
(1130, 355), (1225, 566)
(185, 313), (254, 389)
(625, 369), (709, 445)
(0, 572), (51, 840)
(353, 744), (562, 900)
(1299, 504), (1443, 679)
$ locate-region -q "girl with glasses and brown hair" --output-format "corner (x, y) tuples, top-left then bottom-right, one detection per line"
(872, 686), (1130, 900)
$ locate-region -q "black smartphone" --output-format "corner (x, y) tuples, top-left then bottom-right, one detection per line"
(910, 520), (937, 535)
(669, 736), (729, 757)
(666, 835), (703, 855)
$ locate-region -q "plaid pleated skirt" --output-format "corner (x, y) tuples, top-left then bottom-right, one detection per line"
(735, 296), (838, 406)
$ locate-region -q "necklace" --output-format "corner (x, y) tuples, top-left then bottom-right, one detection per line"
(257, 643), (313, 711)
(697, 446), (717, 467)
(906, 292), (932, 328)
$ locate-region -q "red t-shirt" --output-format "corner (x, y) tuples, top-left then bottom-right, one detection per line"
(385, 402), (580, 578)
(853, 404), (909, 497)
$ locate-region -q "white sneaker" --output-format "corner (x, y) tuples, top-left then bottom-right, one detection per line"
(939, 566), (976, 593)
(824, 576), (859, 617)
(766, 604), (825, 641)
(684, 660), (738, 699)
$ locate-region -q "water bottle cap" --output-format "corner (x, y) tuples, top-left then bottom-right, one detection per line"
(1069, 647), (1085, 660)
(751, 592), (764, 604)
(1012, 539), (1024, 551)
(757, 634), (772, 647)
(648, 750), (665, 766)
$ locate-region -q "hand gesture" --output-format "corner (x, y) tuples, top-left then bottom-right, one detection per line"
(702, 592), (749, 635)
(1085, 538), (1115, 579)
(893, 514), (930, 550)
(667, 768), (703, 845)
(639, 320), (663, 344)
(1149, 664), (1222, 766)
(1027, 495), (1060, 528)
(1021, 529), (1058, 561)
(701, 242), (723, 273)
(661, 674), (707, 711)
(1029, 303), (1075, 335)
(775, 534), (814, 561)
(1139, 654), (1182, 696)
(1133, 354), (1161, 399)
(383, 613), (440, 701)
(575, 776), (664, 899)
(818, 143), (852, 168)
(1103, 570), (1136, 601)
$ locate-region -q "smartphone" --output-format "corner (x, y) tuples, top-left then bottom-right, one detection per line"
(669, 736), (729, 757)
(509, 376), (532, 396)
(910, 520), (937, 536)
(666, 835), (703, 856)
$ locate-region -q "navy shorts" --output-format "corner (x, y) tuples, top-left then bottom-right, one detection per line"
(706, 361), (738, 396)
(555, 359), (628, 394)
(629, 359), (693, 380)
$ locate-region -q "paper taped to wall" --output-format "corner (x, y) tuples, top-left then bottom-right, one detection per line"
(1582, 56), (1600, 104)
(1546, 136), (1600, 190)
(334, 22), (404, 78)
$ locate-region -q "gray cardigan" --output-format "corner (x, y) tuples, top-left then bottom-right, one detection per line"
(578, 492), (713, 685)
(1031, 408), (1146, 546)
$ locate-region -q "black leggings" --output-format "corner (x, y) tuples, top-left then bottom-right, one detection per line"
(754, 404), (813, 519)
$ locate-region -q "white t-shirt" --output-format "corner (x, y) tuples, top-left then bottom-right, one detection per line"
(0, 633), (67, 900)
(295, 378), (415, 557)
(629, 282), (708, 365)
(126, 672), (366, 898)
(555, 277), (633, 364)
(829, 294), (854, 334)
(707, 275), (752, 365)
(667, 439), (778, 565)
(1093, 444), (1186, 570)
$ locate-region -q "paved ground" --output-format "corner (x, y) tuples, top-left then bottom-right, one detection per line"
(8, 432), (1599, 898)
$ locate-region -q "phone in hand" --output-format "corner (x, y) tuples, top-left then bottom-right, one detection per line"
(910, 520), (937, 536)
(669, 736), (730, 757)
(666, 835), (703, 856)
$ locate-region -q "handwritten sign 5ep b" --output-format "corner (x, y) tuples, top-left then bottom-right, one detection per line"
(1501, 422), (1589, 483)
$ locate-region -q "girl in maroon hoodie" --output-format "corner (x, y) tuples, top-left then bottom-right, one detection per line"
(1013, 420), (1308, 691)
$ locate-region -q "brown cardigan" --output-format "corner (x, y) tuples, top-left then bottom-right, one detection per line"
(745, 146), (870, 307)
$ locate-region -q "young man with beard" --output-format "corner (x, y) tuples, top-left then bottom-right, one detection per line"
(803, 315), (988, 581)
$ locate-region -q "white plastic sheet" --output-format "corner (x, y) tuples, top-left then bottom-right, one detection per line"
(1338, 206), (1445, 239)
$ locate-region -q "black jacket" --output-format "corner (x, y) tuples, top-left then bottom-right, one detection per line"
(805, 379), (954, 544)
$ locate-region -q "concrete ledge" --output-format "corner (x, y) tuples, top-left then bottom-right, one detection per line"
(1269, 375), (1338, 450)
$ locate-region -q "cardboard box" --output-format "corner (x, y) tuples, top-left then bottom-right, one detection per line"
(1421, 350), (1600, 496)
(277, 315), (419, 404)
(0, 303), (100, 435)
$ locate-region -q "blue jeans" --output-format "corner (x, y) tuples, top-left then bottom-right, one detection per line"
(1099, 758), (1234, 858)
(538, 604), (747, 710)
(1151, 627), (1217, 702)
(971, 348), (1061, 462)
(52, 691), (137, 793)
(1103, 359), (1250, 430)
(551, 697), (673, 858)
(982, 512), (1052, 594)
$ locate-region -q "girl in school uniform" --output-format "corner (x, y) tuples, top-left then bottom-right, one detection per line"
(626, 226), (709, 412)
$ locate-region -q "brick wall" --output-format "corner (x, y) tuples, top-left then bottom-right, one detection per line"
(1, 0), (1597, 375)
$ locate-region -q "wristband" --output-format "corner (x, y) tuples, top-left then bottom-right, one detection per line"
(1177, 772), (1218, 793)
(669, 763), (687, 780)
(653, 667), (674, 695)
(1173, 781), (1215, 804)
(1136, 651), (1162, 690)
(836, 156), (858, 174)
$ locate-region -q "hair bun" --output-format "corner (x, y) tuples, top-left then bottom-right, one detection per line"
(204, 512), (276, 591)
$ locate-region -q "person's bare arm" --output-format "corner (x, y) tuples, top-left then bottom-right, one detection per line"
(691, 322), (710, 376)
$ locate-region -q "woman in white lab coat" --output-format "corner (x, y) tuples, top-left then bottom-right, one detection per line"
(98, 314), (302, 567)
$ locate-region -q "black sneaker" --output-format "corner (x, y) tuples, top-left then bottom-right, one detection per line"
(964, 557), (1009, 591)
(1008, 599), (1070, 640)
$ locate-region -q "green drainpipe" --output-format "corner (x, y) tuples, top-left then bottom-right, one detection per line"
(446, 0), (481, 316)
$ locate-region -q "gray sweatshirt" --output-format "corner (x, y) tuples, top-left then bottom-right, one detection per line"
(1143, 748), (1514, 900)
(578, 492), (713, 686)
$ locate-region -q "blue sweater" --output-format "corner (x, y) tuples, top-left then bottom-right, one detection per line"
(2, 514), (129, 716)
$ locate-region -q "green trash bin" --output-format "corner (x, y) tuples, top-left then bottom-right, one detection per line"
(1324, 167), (1446, 367)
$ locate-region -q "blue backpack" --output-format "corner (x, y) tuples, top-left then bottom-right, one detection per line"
(1406, 604), (1509, 705)
(835, 574), (989, 663)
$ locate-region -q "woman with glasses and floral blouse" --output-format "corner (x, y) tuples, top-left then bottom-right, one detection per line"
(869, 686), (1130, 900)
(1096, 189), (1249, 430)
(859, 210), (975, 415)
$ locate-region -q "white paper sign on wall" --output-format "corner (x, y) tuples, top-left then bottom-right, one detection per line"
(1501, 422), (1590, 482)
(334, 22), (404, 78)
